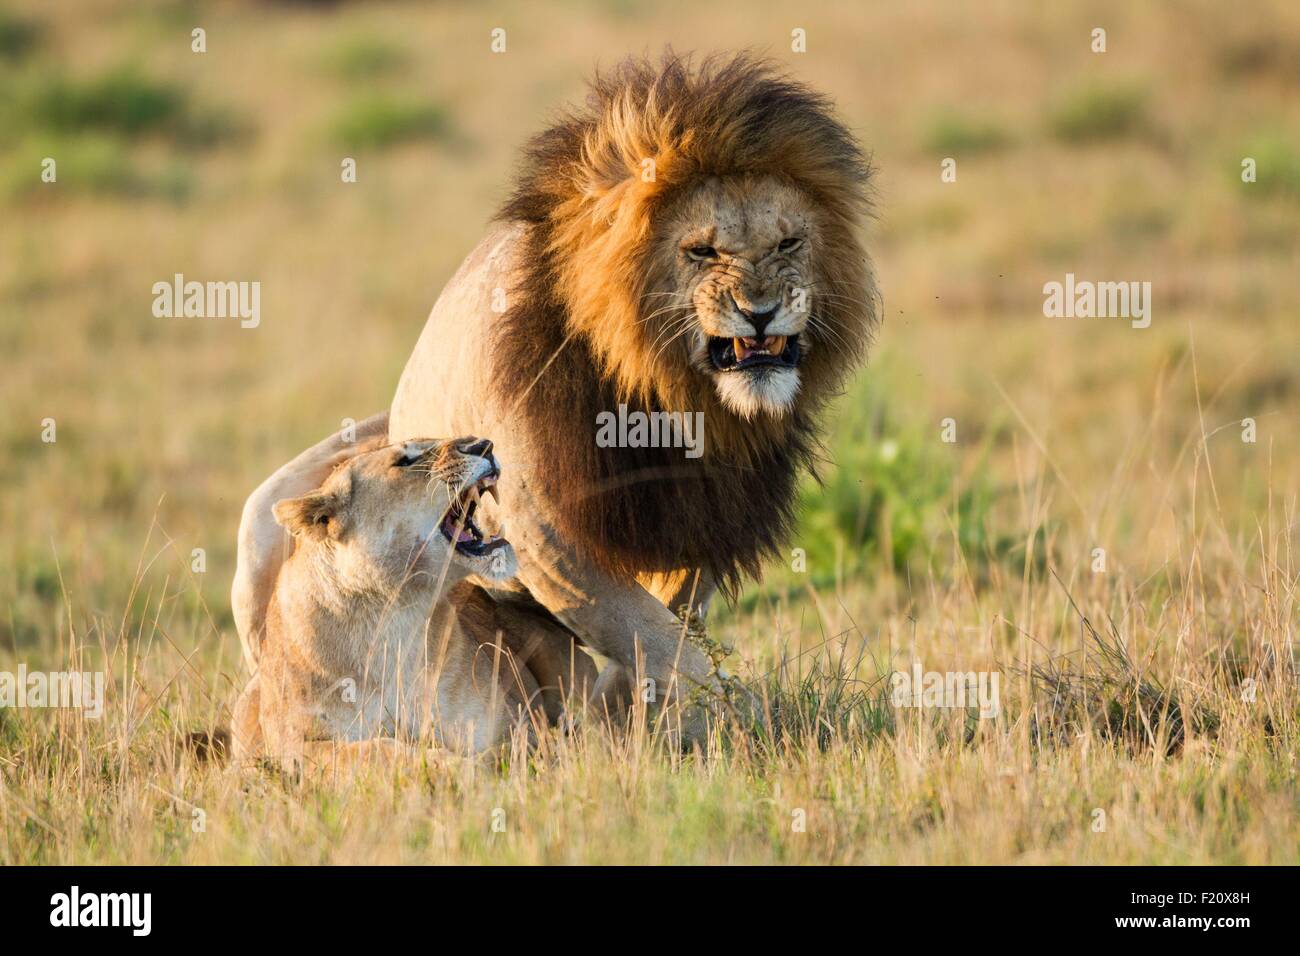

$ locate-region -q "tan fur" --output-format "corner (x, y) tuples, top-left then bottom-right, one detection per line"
(232, 412), (390, 670)
(230, 438), (581, 769)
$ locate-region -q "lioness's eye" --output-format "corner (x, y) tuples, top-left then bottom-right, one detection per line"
(686, 245), (718, 260)
(778, 237), (802, 253)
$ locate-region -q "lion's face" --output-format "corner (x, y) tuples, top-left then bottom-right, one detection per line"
(658, 176), (818, 419)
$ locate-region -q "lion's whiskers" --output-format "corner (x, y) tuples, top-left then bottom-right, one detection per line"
(643, 304), (697, 353)
(807, 312), (853, 353)
(649, 313), (700, 365)
(640, 302), (692, 328)
(647, 311), (695, 350)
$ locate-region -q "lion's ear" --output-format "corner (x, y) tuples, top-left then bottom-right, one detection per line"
(273, 491), (346, 540)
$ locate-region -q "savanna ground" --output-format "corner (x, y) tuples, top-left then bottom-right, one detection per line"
(0, 0), (1297, 864)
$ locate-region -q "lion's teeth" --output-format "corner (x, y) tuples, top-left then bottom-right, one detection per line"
(733, 337), (749, 361)
(769, 335), (786, 354)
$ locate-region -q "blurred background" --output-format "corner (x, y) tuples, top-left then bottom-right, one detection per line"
(1, 0), (1296, 665)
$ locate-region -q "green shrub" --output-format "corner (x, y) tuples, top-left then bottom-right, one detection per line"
(1048, 83), (1150, 144)
(922, 111), (1010, 156)
(330, 94), (449, 149)
(3, 135), (193, 201)
(1241, 134), (1300, 199)
(0, 11), (41, 60)
(34, 68), (185, 136)
(322, 35), (409, 80)
(12, 67), (243, 147)
(789, 374), (1036, 584)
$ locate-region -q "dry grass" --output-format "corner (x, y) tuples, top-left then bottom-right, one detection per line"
(1, 0), (1297, 864)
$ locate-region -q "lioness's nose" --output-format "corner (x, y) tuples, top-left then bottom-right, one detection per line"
(457, 437), (493, 459)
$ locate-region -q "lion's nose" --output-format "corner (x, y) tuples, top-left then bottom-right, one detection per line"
(456, 436), (493, 459)
(740, 306), (779, 337)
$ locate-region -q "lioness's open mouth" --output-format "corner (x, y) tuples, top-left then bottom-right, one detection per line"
(441, 470), (508, 556)
(707, 334), (801, 372)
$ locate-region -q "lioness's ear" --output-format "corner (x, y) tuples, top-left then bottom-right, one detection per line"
(273, 491), (345, 540)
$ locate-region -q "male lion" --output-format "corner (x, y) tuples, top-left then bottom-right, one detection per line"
(231, 437), (597, 770)
(233, 52), (878, 739)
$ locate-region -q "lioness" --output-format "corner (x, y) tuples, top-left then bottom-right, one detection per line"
(233, 53), (878, 743)
(231, 437), (595, 769)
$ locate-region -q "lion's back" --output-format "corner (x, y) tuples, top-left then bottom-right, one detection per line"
(389, 221), (527, 443)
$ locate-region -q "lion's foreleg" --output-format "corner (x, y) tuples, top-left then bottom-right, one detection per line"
(638, 568), (718, 620)
(508, 524), (718, 742)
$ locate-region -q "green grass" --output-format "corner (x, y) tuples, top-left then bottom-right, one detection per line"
(34, 68), (185, 136)
(1047, 82), (1151, 144)
(321, 34), (410, 80)
(3, 66), (244, 149)
(921, 110), (1011, 156)
(1241, 133), (1300, 199)
(789, 373), (1031, 586)
(330, 94), (451, 149)
(0, 10), (40, 60)
(1, 134), (194, 200)
(0, 62), (239, 197)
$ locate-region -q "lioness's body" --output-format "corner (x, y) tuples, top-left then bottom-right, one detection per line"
(236, 565), (539, 763)
(232, 439), (562, 768)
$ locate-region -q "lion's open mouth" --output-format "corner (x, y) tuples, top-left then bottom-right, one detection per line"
(440, 471), (508, 556)
(707, 334), (801, 372)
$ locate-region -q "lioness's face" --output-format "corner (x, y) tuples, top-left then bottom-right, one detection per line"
(273, 438), (517, 589)
(664, 175), (816, 419)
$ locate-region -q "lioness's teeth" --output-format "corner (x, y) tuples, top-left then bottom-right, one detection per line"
(733, 337), (749, 361)
(769, 335), (786, 354)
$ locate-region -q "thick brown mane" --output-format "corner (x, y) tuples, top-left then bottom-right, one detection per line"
(492, 51), (878, 596)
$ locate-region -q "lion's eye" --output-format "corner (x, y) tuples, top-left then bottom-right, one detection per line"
(778, 237), (802, 254)
(686, 245), (718, 261)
